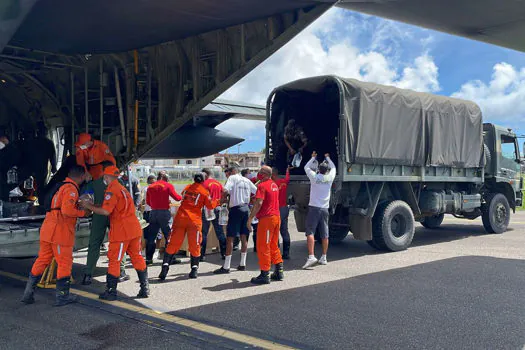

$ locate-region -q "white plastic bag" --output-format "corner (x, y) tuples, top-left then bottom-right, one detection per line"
(218, 205), (229, 226)
(291, 153), (302, 168)
(205, 208), (216, 221)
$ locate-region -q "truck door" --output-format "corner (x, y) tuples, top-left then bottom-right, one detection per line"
(498, 133), (520, 189)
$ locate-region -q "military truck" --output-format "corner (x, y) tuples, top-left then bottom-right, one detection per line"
(265, 76), (522, 251)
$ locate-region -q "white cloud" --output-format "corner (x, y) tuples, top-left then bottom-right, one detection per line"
(218, 8), (441, 143)
(452, 62), (525, 128)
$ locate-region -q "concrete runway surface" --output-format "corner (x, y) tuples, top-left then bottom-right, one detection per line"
(1, 211), (525, 349)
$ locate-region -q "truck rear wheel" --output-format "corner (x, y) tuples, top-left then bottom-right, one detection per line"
(482, 193), (510, 234)
(372, 200), (415, 251)
(421, 214), (445, 229)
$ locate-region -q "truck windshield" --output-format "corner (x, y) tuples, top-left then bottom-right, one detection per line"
(501, 135), (517, 161)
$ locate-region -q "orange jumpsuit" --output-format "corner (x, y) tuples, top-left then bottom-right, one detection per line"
(254, 180), (283, 271)
(102, 179), (146, 277)
(31, 178), (85, 279)
(165, 183), (217, 257)
(76, 140), (116, 180)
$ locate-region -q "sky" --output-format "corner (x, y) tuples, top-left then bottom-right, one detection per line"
(216, 7), (525, 153)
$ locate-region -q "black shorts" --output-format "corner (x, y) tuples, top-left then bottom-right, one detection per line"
(305, 206), (329, 239)
(226, 204), (250, 238)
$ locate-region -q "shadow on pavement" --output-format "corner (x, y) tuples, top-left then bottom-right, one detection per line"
(170, 256), (525, 349)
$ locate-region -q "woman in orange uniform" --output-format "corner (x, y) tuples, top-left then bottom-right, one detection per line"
(158, 173), (217, 280)
(21, 165), (88, 306)
(75, 133), (116, 180)
(80, 166), (149, 301)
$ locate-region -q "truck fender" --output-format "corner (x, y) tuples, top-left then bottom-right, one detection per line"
(489, 183), (516, 212)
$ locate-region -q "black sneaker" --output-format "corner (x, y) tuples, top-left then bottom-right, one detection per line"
(213, 267), (230, 274)
(145, 259), (153, 266)
(199, 256), (206, 262)
(237, 265), (246, 271)
(118, 273), (130, 283)
(81, 274), (92, 286)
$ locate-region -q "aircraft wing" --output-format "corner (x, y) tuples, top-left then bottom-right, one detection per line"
(338, 0), (525, 53)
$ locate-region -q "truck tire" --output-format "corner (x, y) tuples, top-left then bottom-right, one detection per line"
(421, 214), (445, 229)
(328, 226), (349, 243)
(372, 200), (415, 252)
(482, 193), (510, 234)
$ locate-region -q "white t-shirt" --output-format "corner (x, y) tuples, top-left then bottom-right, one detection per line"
(304, 157), (336, 209)
(142, 187), (152, 212)
(224, 174), (257, 208)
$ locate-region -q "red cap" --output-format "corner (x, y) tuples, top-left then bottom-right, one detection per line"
(103, 166), (120, 177)
(75, 133), (92, 147)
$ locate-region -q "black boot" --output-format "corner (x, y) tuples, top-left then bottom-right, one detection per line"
(282, 242), (290, 260)
(189, 256), (199, 279)
(54, 277), (77, 306)
(250, 270), (270, 285)
(158, 253), (173, 281)
(81, 274), (92, 285)
(136, 269), (150, 298)
(21, 273), (41, 304)
(270, 263), (284, 281)
(99, 274), (118, 301)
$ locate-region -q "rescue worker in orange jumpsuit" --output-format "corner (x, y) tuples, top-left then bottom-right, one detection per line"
(247, 166), (284, 284)
(79, 166), (149, 301)
(158, 173), (217, 281)
(21, 165), (88, 306)
(75, 133), (116, 180)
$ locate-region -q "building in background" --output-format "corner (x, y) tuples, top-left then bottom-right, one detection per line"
(132, 152), (264, 181)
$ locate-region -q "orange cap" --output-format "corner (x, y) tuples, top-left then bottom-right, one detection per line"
(103, 165), (120, 177)
(75, 133), (91, 147)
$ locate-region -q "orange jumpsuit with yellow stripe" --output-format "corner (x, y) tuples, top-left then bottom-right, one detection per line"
(165, 183), (217, 257)
(76, 140), (116, 180)
(102, 179), (146, 277)
(31, 178), (85, 279)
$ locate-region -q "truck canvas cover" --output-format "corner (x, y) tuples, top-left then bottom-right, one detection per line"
(273, 76), (483, 168)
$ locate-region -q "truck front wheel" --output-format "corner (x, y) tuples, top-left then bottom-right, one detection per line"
(421, 214), (445, 229)
(372, 200), (415, 251)
(482, 193), (510, 234)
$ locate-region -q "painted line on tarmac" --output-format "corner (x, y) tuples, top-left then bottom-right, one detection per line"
(0, 270), (296, 350)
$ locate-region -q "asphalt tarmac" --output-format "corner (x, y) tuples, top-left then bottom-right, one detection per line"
(1, 212), (524, 349)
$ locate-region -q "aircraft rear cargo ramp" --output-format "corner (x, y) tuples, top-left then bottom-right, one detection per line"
(0, 1), (334, 167)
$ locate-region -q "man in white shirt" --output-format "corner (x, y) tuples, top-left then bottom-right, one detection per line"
(214, 166), (257, 274)
(303, 151), (336, 269)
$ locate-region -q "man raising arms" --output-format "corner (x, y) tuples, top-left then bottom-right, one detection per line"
(303, 152), (336, 269)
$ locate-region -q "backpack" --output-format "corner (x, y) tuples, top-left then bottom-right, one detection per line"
(43, 181), (79, 212)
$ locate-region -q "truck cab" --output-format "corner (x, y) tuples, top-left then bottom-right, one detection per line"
(483, 123), (522, 208)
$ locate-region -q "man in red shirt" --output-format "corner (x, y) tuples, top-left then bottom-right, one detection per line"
(272, 167), (291, 259)
(145, 171), (182, 264)
(247, 165), (283, 285)
(200, 168), (227, 260)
